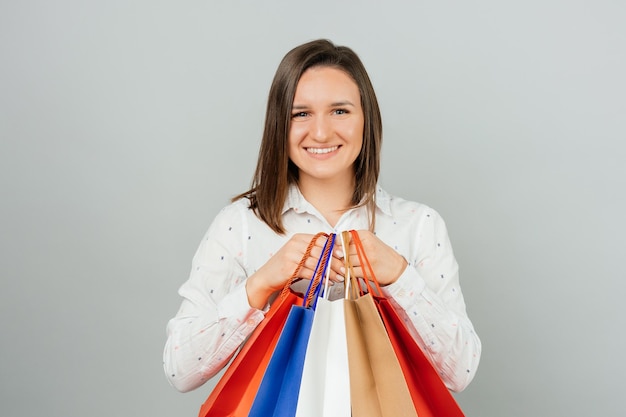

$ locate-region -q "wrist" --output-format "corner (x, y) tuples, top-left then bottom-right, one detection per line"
(245, 273), (274, 310)
(382, 255), (407, 287)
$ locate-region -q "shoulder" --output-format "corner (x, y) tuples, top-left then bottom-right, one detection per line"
(374, 188), (454, 258)
(203, 197), (257, 238)
(376, 187), (443, 225)
(214, 197), (252, 219)
(207, 197), (280, 244)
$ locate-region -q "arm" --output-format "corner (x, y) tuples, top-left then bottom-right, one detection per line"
(380, 210), (481, 392)
(163, 208), (264, 393)
(163, 206), (337, 393)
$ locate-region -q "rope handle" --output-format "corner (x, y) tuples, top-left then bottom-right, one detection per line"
(304, 233), (335, 308)
(279, 232), (329, 299)
(321, 232), (339, 300)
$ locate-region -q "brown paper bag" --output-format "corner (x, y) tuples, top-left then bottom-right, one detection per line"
(342, 232), (417, 417)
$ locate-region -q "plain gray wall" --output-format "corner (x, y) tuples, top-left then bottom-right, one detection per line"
(1, 1), (625, 416)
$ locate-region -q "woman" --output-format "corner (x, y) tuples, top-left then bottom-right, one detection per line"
(163, 39), (481, 394)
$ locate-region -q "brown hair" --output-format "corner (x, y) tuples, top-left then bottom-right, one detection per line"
(233, 39), (382, 234)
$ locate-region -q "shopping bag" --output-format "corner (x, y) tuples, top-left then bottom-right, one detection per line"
(350, 230), (465, 417)
(198, 232), (328, 417)
(295, 232), (350, 417)
(249, 233), (336, 417)
(378, 298), (465, 417)
(343, 231), (417, 417)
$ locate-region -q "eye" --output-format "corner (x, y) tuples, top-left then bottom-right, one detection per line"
(333, 108), (349, 115)
(291, 111), (308, 119)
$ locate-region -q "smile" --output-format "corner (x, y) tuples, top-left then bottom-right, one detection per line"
(306, 146), (339, 154)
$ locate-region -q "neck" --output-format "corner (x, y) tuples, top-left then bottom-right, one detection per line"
(297, 175), (355, 226)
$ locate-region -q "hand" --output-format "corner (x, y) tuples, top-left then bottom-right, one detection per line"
(246, 233), (342, 309)
(341, 230), (407, 286)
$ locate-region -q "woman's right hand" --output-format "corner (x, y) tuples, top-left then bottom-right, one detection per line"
(245, 233), (342, 309)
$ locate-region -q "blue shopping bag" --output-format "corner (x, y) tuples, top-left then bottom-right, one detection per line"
(249, 233), (336, 417)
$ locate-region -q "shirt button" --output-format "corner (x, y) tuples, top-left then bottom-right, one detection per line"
(247, 319), (255, 326)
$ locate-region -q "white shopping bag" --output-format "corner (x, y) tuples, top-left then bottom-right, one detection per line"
(295, 236), (351, 417)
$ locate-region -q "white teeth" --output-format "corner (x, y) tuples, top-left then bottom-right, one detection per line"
(306, 146), (338, 154)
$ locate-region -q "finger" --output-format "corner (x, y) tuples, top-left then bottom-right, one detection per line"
(349, 265), (364, 279)
(329, 256), (345, 275)
(321, 275), (336, 286)
(327, 265), (345, 283)
(346, 252), (358, 264)
(302, 256), (323, 278)
(331, 271), (345, 283)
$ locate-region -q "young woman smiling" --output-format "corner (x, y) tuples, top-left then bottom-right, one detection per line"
(163, 39), (481, 395)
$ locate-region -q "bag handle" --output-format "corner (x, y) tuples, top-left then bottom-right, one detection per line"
(342, 231), (361, 301)
(321, 232), (339, 300)
(279, 232), (328, 300)
(349, 230), (383, 297)
(304, 233), (336, 308)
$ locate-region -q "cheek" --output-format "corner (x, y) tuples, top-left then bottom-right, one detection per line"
(347, 123), (364, 145)
(288, 124), (306, 143)
(353, 126), (365, 155)
(348, 114), (364, 135)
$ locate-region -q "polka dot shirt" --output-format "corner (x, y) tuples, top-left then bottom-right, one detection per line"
(163, 185), (481, 393)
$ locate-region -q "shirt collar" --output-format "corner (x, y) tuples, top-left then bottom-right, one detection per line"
(374, 185), (392, 216)
(282, 183), (392, 216)
(282, 184), (313, 215)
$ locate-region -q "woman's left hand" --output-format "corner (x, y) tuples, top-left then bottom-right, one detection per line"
(339, 230), (408, 286)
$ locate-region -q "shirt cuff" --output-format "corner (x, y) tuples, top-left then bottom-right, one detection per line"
(380, 266), (427, 309)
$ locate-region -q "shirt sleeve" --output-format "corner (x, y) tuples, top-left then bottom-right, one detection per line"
(381, 209), (482, 392)
(163, 205), (265, 393)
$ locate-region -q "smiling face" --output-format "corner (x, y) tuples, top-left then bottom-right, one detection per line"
(288, 66), (364, 188)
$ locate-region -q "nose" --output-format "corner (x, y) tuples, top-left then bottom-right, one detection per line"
(310, 115), (330, 142)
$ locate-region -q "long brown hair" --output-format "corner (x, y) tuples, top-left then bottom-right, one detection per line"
(233, 39), (383, 234)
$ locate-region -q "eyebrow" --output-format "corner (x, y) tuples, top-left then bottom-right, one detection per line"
(291, 101), (356, 109)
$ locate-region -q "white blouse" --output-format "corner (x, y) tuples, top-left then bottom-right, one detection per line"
(163, 185), (481, 393)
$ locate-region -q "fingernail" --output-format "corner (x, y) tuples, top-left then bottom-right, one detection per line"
(340, 267), (345, 274)
(335, 249), (344, 258)
(336, 275), (344, 282)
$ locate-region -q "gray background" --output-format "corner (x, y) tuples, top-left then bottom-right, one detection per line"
(1, 1), (625, 416)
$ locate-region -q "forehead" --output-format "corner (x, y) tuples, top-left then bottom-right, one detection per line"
(294, 66), (360, 99)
